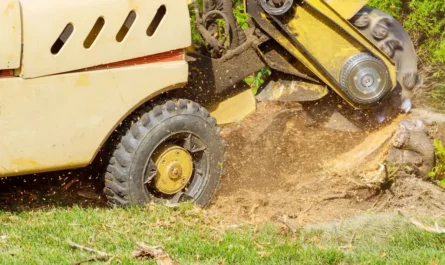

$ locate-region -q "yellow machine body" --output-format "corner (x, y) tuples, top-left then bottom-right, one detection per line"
(325, 0), (369, 19)
(0, 0), (191, 177)
(207, 89), (257, 125)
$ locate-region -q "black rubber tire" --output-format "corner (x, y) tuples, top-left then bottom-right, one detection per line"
(104, 99), (224, 208)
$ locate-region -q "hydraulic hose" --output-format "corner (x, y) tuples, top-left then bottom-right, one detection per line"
(216, 0), (247, 48)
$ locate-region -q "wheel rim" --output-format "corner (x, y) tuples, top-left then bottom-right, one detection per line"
(142, 132), (209, 203)
(152, 144), (194, 195)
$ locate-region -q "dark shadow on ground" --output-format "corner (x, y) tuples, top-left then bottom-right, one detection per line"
(0, 159), (108, 212)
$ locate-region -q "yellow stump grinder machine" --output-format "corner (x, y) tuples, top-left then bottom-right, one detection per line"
(0, 0), (419, 207)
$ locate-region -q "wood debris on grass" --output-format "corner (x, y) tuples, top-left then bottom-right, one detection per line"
(410, 218), (445, 234)
(72, 256), (111, 265)
(67, 239), (112, 265)
(339, 231), (356, 251)
(132, 242), (179, 265)
(277, 215), (298, 233)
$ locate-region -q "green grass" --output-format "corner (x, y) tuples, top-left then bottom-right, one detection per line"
(0, 205), (444, 265)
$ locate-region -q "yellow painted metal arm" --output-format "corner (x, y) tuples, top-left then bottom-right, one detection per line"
(324, 0), (368, 19)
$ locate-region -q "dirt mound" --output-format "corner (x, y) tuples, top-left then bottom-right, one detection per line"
(217, 102), (366, 195)
(211, 102), (445, 225)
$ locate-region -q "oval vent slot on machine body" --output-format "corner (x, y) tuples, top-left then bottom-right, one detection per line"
(147, 5), (166, 37)
(116, 11), (137, 42)
(84, 17), (105, 49)
(51, 23), (74, 55)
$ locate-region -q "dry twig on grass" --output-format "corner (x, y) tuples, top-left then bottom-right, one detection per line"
(349, 231), (356, 245)
(339, 231), (356, 250)
(67, 239), (110, 256)
(410, 218), (445, 234)
(132, 242), (179, 265)
(72, 255), (110, 265)
(67, 239), (112, 265)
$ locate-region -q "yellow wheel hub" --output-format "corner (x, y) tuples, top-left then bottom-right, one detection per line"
(152, 144), (194, 195)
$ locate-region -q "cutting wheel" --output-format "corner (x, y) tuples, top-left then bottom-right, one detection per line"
(340, 53), (391, 105)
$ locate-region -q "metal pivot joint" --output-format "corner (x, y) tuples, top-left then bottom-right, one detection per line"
(259, 0), (294, 16)
(340, 53), (391, 104)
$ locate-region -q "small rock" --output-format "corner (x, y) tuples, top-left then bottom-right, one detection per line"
(326, 111), (361, 132)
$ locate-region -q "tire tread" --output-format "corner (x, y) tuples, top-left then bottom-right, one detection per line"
(104, 99), (223, 207)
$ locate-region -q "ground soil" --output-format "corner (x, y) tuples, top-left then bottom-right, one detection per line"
(210, 102), (445, 225)
(1, 101), (444, 227)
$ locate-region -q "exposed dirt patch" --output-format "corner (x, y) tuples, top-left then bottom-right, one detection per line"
(218, 102), (366, 195)
(210, 102), (445, 225)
